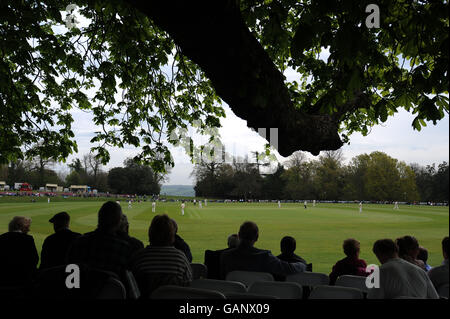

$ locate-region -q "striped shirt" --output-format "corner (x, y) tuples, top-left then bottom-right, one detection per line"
(130, 245), (192, 295)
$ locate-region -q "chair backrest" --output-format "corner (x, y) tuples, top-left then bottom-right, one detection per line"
(226, 271), (274, 287)
(124, 270), (141, 299)
(151, 285), (226, 299)
(96, 277), (127, 299)
(248, 281), (303, 299)
(224, 292), (278, 299)
(309, 285), (364, 299)
(286, 271), (329, 287)
(335, 275), (369, 293)
(190, 263), (208, 280)
(437, 283), (449, 299)
(190, 279), (247, 294)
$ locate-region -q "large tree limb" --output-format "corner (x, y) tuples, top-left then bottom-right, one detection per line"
(125, 0), (343, 156)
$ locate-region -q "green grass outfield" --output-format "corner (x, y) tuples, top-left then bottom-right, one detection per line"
(0, 200), (448, 274)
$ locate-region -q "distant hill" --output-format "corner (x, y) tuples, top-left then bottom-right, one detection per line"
(160, 185), (195, 197)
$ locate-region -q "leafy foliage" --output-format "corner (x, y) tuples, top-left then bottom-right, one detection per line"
(0, 0), (448, 169)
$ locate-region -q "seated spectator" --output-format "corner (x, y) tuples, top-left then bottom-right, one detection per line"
(275, 236), (310, 281)
(220, 221), (306, 280)
(40, 212), (81, 269)
(277, 236), (308, 264)
(0, 216), (38, 287)
(117, 214), (144, 255)
(227, 233), (240, 249)
(417, 246), (432, 271)
(367, 239), (438, 299)
(427, 236), (449, 293)
(67, 201), (133, 278)
(329, 238), (368, 285)
(204, 233), (240, 279)
(396, 235), (426, 271)
(172, 218), (192, 262)
(130, 214), (192, 297)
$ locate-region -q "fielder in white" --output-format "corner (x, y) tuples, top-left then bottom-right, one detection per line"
(128, 200), (132, 209)
(313, 200), (316, 207)
(359, 202), (363, 213)
(181, 202), (185, 216)
(152, 201), (156, 213)
(204, 199), (207, 206)
(199, 200), (202, 208)
(278, 200), (281, 208)
(394, 201), (399, 209)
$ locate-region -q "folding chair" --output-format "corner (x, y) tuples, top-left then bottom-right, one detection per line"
(226, 271), (274, 287)
(97, 277), (126, 299)
(248, 281), (303, 299)
(335, 275), (369, 293)
(124, 270), (141, 299)
(309, 285), (364, 299)
(286, 271), (329, 298)
(437, 283), (449, 299)
(190, 263), (208, 279)
(151, 285), (226, 299)
(190, 278), (247, 294)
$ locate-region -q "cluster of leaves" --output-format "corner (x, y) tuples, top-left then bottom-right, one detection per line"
(0, 0), (223, 170)
(240, 0), (449, 139)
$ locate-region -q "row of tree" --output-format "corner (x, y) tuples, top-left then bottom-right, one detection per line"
(0, 155), (166, 196)
(192, 150), (449, 202)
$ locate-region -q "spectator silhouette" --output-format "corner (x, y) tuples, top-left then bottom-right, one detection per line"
(0, 216), (38, 287)
(117, 214), (144, 255)
(40, 212), (81, 269)
(417, 246), (432, 271)
(220, 221), (306, 279)
(227, 233), (239, 249)
(67, 201), (133, 278)
(396, 235), (426, 271)
(274, 236), (310, 281)
(172, 218), (192, 262)
(130, 214), (192, 298)
(329, 238), (368, 285)
(367, 239), (438, 299)
(204, 233), (240, 280)
(427, 236), (449, 294)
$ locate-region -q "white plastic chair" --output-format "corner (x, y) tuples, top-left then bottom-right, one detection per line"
(438, 283), (449, 299)
(190, 263), (208, 279)
(226, 271), (274, 287)
(309, 285), (364, 299)
(286, 271), (329, 287)
(97, 277), (127, 299)
(248, 281), (303, 299)
(335, 275), (369, 293)
(151, 285), (226, 299)
(190, 278), (247, 294)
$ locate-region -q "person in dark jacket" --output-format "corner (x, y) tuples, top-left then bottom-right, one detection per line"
(171, 218), (192, 262)
(117, 214), (144, 255)
(40, 212), (81, 269)
(329, 238), (368, 285)
(220, 221), (306, 280)
(0, 216), (39, 286)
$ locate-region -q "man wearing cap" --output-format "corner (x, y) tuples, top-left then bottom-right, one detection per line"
(40, 212), (81, 269)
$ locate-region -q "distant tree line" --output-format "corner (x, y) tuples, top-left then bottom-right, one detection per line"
(192, 150), (449, 202)
(0, 155), (167, 196)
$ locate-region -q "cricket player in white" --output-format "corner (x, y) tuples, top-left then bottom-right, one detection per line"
(394, 201), (399, 209)
(359, 202), (362, 213)
(128, 200), (132, 209)
(278, 200), (281, 208)
(199, 200), (202, 208)
(48, 197), (50, 204)
(204, 199), (207, 206)
(152, 201), (156, 212)
(181, 202), (185, 216)
(313, 200), (316, 207)
(304, 201), (307, 209)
